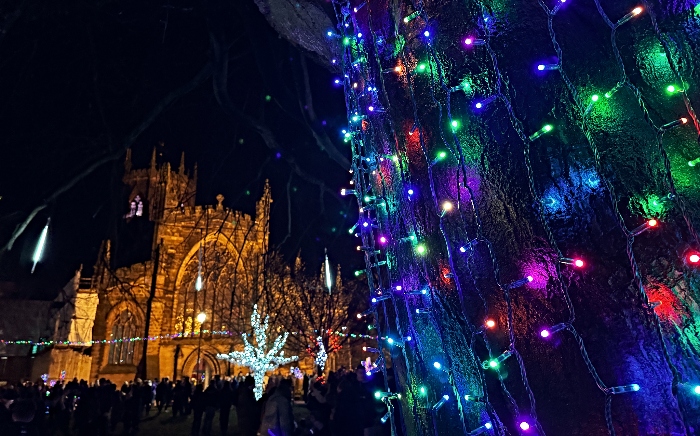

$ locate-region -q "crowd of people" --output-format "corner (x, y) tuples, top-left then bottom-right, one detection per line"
(0, 365), (395, 436)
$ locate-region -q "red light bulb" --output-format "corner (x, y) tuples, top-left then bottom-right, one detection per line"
(648, 219), (658, 227)
(485, 319), (496, 329)
(574, 259), (584, 268)
(689, 253), (700, 264)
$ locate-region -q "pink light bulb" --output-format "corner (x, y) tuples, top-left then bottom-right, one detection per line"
(574, 259), (584, 268)
(464, 38), (473, 45)
(519, 421), (530, 431)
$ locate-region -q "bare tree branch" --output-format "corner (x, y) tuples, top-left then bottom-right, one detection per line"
(0, 62), (213, 255)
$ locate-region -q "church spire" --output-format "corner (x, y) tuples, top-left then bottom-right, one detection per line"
(179, 151), (186, 175)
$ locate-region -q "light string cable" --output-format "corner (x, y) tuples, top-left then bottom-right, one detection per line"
(472, 0), (614, 431)
(418, 7), (524, 433)
(333, 4), (405, 436)
(360, 6), (466, 432)
(642, 0), (700, 134)
(342, 2), (480, 434)
(593, 0), (699, 246)
(542, 0), (687, 433)
(413, 19), (503, 436)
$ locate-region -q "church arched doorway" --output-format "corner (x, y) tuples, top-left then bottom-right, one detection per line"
(182, 349), (221, 388)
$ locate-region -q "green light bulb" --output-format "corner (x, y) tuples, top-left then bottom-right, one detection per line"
(591, 94), (599, 102)
(544, 125), (552, 132)
(416, 244), (426, 255)
(666, 85), (676, 93)
(417, 63), (427, 72)
(489, 360), (498, 368)
(450, 120), (460, 129)
(374, 391), (381, 399)
(343, 37), (351, 46)
(438, 151), (447, 159)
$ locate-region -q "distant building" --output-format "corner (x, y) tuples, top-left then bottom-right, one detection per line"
(1, 150), (359, 386)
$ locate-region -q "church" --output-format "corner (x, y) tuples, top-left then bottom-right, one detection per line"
(15, 150), (297, 386)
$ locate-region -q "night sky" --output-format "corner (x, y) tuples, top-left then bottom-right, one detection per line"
(0, 0), (358, 296)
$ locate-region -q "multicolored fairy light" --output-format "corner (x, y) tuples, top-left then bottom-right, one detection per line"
(660, 117), (688, 130)
(464, 37), (486, 46)
(607, 384), (640, 394)
(560, 257), (585, 268)
(506, 275), (534, 289)
(468, 422), (493, 435)
(529, 124), (553, 141)
(616, 6), (643, 26)
(540, 323), (567, 338)
(631, 219), (658, 236)
(482, 350), (512, 369)
(432, 394), (449, 411)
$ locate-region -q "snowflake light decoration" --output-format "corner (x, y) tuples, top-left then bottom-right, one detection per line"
(217, 304), (298, 399)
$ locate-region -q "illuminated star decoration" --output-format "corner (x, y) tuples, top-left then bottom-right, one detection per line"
(217, 304), (298, 399)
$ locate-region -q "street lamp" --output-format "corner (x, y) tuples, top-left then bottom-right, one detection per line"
(196, 312), (206, 385)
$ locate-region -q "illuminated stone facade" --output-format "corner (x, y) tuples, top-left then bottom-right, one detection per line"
(84, 150), (274, 386)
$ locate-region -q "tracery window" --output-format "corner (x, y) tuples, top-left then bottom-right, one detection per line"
(108, 309), (141, 365)
(175, 240), (253, 337)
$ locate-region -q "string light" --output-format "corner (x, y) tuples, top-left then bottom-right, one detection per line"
(607, 384), (640, 394)
(519, 421), (531, 431)
(440, 201), (453, 217)
(630, 219), (658, 236)
(474, 95), (497, 110)
(482, 350), (512, 369)
(31, 218), (50, 274)
(403, 11), (420, 23)
(505, 276), (534, 289)
(537, 63), (559, 71)
(694, 385), (700, 395)
(380, 411), (391, 424)
(432, 394), (449, 411)
(616, 6), (643, 26)
(540, 323), (567, 338)
(529, 124), (553, 141)
(432, 151), (447, 165)
(464, 37), (486, 46)
(660, 117), (688, 130)
(485, 319), (496, 329)
(687, 253), (700, 264)
(468, 422), (493, 435)
(688, 157), (700, 167)
(341, 188), (357, 196)
(559, 257), (585, 268)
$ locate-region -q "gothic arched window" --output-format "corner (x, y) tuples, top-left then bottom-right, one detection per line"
(108, 309), (141, 365)
(175, 240), (252, 337)
(126, 195), (144, 218)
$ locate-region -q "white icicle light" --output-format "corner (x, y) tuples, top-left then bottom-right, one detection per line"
(31, 219), (50, 274)
(217, 304), (298, 399)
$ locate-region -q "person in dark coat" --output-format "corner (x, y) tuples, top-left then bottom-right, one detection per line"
(236, 376), (259, 436)
(201, 382), (220, 436)
(218, 381), (235, 436)
(331, 377), (363, 436)
(141, 381), (154, 415)
(190, 384), (205, 436)
(155, 378), (166, 413)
